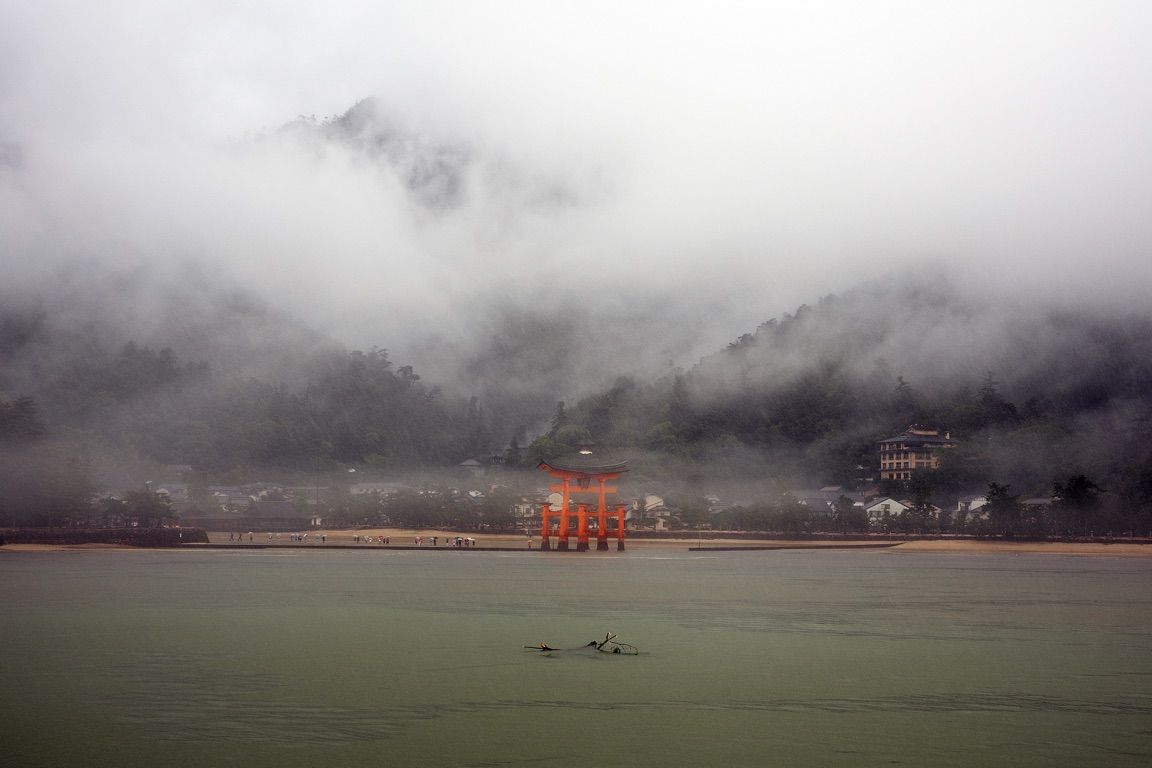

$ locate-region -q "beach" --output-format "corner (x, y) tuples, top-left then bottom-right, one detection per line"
(210, 529), (1152, 556)
(5, 529), (1150, 555)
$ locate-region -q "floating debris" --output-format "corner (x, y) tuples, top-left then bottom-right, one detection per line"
(524, 632), (639, 655)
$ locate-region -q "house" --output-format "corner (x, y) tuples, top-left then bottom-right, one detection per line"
(956, 494), (988, 513)
(628, 494), (671, 530)
(459, 458), (486, 476)
(878, 425), (958, 481)
(792, 488), (871, 516)
(512, 498), (540, 525)
(178, 489), (314, 532)
(350, 482), (402, 496)
(864, 497), (910, 527)
(956, 494), (989, 521)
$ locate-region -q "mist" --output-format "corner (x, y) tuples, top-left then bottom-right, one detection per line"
(2, 0), (1152, 462)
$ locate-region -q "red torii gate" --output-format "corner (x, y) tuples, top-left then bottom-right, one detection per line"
(537, 450), (628, 552)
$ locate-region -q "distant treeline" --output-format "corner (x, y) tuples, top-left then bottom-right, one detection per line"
(700, 477), (1149, 538)
(3, 280), (1152, 531)
(535, 285), (1152, 526)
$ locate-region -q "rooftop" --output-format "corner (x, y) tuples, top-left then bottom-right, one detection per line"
(538, 443), (628, 476)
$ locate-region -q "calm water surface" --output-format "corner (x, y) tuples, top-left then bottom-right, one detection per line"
(2, 548), (1151, 767)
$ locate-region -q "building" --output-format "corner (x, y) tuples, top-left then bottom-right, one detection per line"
(864, 497), (910, 527)
(956, 494), (989, 518)
(877, 425), (958, 481)
(628, 494), (671, 530)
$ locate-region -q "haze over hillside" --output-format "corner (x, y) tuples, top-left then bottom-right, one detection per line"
(4, 3), (1151, 367)
(2, 3), (1152, 518)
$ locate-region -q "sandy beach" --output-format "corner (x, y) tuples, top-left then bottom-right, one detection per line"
(203, 528), (907, 551)
(212, 528), (1152, 556)
(5, 530), (1150, 556)
(892, 538), (1152, 557)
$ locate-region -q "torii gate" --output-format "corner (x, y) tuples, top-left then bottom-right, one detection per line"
(537, 449), (628, 551)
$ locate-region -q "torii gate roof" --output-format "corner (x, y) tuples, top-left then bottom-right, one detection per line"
(537, 450), (628, 477)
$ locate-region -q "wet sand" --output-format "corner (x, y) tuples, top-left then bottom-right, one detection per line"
(893, 538), (1152, 556)
(204, 528), (905, 551)
(0, 543), (137, 552)
(5, 531), (1150, 556)
(205, 529), (1152, 556)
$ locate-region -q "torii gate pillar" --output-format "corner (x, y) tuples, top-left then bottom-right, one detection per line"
(576, 504), (590, 551)
(539, 503), (552, 551)
(596, 503), (610, 551)
(557, 501), (571, 551)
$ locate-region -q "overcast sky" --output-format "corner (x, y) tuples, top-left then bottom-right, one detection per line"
(2, 1), (1151, 364)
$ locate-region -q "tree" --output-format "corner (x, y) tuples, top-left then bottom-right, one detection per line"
(478, 487), (518, 530)
(892, 375), (921, 424)
(122, 489), (175, 528)
(505, 435), (522, 467)
(664, 492), (711, 530)
(905, 474), (937, 533)
(548, 401), (568, 437)
(977, 371), (1020, 427)
(97, 496), (128, 527)
(985, 482), (1022, 536)
(462, 396), (491, 458)
(1051, 474), (1102, 537)
(833, 495), (867, 532)
(0, 396), (47, 443)
(0, 443), (95, 527)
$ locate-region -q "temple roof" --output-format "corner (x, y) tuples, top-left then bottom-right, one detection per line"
(878, 427), (958, 446)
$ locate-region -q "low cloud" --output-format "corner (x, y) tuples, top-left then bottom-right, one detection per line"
(2, 1), (1151, 416)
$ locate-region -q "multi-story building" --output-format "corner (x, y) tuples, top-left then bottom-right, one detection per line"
(877, 425), (957, 481)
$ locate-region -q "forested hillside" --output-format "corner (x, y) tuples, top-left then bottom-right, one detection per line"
(545, 278), (1152, 519)
(3, 275), (1152, 531)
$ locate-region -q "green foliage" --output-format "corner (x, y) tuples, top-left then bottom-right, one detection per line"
(22, 343), (482, 474)
(711, 495), (815, 533)
(833, 495), (869, 532)
(984, 482), (1023, 535)
(0, 396), (96, 527)
(0, 443), (96, 527)
(121, 489), (176, 528)
(1050, 474), (1103, 536)
(524, 435), (568, 465)
(6, 279), (1152, 538)
(662, 491), (711, 529)
(0, 396), (47, 443)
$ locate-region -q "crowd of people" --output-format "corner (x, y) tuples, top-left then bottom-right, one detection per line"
(413, 535), (477, 547)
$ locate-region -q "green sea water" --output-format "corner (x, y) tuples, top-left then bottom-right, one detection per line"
(2, 548), (1150, 767)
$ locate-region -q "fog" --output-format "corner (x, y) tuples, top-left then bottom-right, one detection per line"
(3, 1), (1152, 403)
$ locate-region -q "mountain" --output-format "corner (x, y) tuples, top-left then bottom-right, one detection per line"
(559, 274), (1152, 500)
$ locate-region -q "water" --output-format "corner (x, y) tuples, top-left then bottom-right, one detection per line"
(2, 548), (1151, 767)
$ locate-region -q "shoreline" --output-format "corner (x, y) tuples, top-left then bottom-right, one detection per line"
(4, 530), (1150, 556)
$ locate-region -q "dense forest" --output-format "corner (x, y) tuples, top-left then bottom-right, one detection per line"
(3, 277), (1152, 533)
(533, 281), (1152, 533)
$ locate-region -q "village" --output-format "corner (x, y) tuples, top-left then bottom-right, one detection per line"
(88, 424), (1087, 540)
